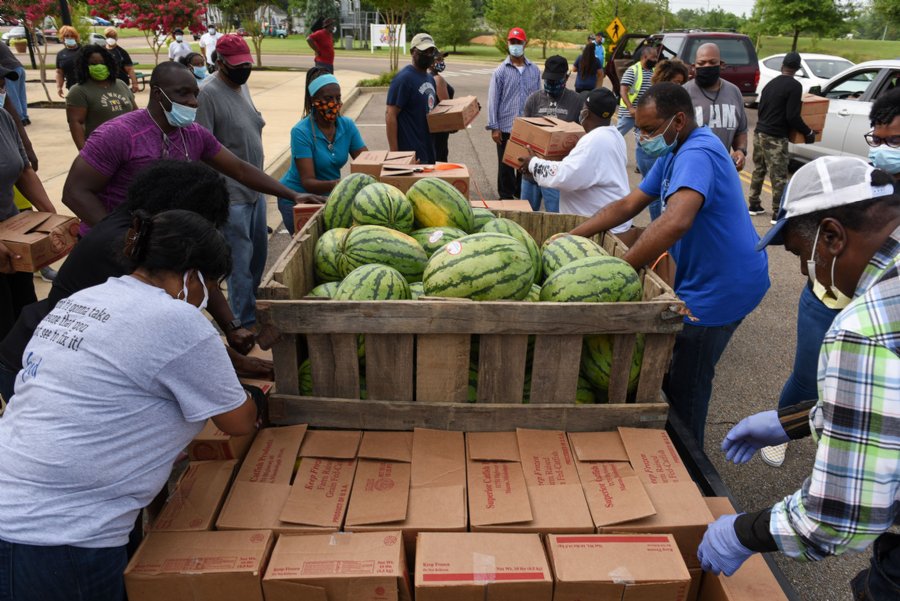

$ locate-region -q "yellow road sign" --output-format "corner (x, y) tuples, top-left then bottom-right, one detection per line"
(606, 17), (626, 44)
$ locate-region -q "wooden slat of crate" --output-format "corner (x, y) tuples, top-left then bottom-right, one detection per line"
(416, 334), (470, 402)
(529, 334), (582, 404)
(476, 334), (528, 403)
(365, 334), (415, 402)
(266, 395), (669, 431)
(634, 333), (676, 403)
(608, 333), (638, 404)
(272, 334), (299, 395)
(307, 333), (359, 398)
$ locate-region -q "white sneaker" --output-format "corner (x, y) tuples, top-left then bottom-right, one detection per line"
(760, 442), (788, 467)
(770, 219), (778, 225)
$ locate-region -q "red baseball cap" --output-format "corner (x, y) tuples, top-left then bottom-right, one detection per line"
(216, 34), (253, 65)
(507, 27), (526, 42)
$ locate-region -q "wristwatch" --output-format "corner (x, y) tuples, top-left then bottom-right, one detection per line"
(227, 318), (242, 331)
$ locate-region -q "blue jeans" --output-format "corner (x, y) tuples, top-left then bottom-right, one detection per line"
(616, 113), (635, 137)
(634, 143), (662, 220)
(0, 538), (127, 601)
(851, 533), (900, 601)
(277, 197), (296, 236)
(6, 67), (28, 121)
(778, 285), (841, 409)
(665, 319), (743, 446)
(520, 180), (560, 212)
(223, 198), (268, 328)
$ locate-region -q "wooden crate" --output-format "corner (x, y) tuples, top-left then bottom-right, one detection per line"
(257, 210), (684, 431)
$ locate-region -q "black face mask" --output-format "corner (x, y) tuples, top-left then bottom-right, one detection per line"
(695, 65), (720, 87)
(645, 59), (657, 70)
(222, 64), (252, 86)
(415, 52), (434, 70)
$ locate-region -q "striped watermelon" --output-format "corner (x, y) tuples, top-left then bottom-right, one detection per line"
(581, 334), (644, 394)
(525, 284), (541, 302)
(409, 281), (425, 299)
(338, 225), (428, 282)
(299, 359), (313, 395)
(314, 227), (348, 283)
(540, 256), (642, 303)
(481, 218), (541, 284)
(334, 264), (411, 300)
(541, 233), (607, 278)
(410, 226), (468, 257)
(472, 207), (496, 230)
(351, 183), (414, 232)
(467, 362), (478, 403)
(576, 375), (596, 404)
(308, 281), (340, 298)
(324, 173), (376, 230)
(406, 177), (476, 233)
(423, 232), (533, 301)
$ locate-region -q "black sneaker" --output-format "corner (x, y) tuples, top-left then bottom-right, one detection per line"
(748, 204), (764, 216)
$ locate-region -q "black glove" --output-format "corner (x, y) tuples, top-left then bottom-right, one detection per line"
(805, 131), (817, 144)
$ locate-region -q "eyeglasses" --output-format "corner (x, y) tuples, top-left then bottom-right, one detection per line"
(637, 115), (677, 142)
(864, 130), (900, 148)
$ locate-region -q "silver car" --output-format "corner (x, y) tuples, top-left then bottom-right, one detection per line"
(790, 59), (900, 165)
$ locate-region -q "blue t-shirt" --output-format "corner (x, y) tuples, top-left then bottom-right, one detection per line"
(594, 43), (605, 69)
(280, 115), (365, 194)
(387, 65), (437, 164)
(574, 55), (600, 90)
(639, 126), (770, 326)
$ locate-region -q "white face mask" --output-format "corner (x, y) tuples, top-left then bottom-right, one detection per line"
(208, 28), (216, 35)
(807, 224), (853, 310)
(106, 37), (117, 47)
(179, 270), (210, 311)
(175, 35), (184, 42)
(508, 43), (525, 58)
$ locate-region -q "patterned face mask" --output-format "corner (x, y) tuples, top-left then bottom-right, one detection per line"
(312, 98), (342, 122)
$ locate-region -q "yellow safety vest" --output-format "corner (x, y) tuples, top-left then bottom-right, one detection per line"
(13, 186), (31, 211)
(619, 63), (643, 109)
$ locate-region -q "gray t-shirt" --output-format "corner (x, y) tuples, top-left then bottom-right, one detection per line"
(684, 78), (748, 151)
(0, 109), (27, 221)
(523, 88), (584, 122)
(196, 75), (265, 204)
(0, 276), (247, 548)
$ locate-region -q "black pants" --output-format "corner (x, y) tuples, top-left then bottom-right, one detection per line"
(433, 132), (450, 163)
(495, 132), (521, 200)
(851, 533), (900, 600)
(0, 272), (36, 342)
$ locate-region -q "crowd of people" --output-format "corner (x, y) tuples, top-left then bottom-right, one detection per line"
(0, 19), (897, 601)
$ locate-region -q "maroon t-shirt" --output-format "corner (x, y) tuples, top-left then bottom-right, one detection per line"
(308, 29), (334, 65)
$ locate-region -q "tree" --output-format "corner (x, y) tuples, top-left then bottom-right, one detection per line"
(425, 0), (475, 52)
(484, 0), (535, 55)
(299, 0), (340, 32)
(369, 0), (432, 72)
(87, 0), (207, 64)
(873, 0), (900, 36)
(591, 0), (671, 39)
(752, 0), (848, 51)
(531, 0), (581, 58)
(214, 0), (275, 67)
(5, 0), (57, 101)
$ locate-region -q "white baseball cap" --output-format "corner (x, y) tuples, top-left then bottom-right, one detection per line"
(757, 156), (895, 249)
(410, 33), (436, 51)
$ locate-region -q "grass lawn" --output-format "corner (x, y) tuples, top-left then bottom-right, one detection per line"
(754, 36), (900, 64)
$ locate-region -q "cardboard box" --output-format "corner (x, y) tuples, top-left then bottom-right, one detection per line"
(344, 429), (467, 562)
(597, 428), (713, 568)
(698, 498), (789, 601)
(292, 204), (322, 235)
(467, 430), (594, 534)
(416, 532), (553, 601)
(689, 568), (703, 601)
(427, 95), (480, 133)
(262, 531), (412, 601)
(380, 164), (470, 197)
(216, 425), (333, 533)
(789, 94), (829, 144)
(278, 429), (362, 530)
(152, 460), (237, 531)
(501, 137), (534, 169)
(469, 200), (533, 212)
(187, 421), (256, 462)
(546, 533), (691, 601)
(124, 529), (273, 601)
(0, 212), (79, 272)
(508, 116), (584, 158)
(351, 150), (417, 178)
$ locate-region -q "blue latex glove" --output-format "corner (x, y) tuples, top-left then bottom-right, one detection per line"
(721, 410), (790, 464)
(698, 514), (755, 576)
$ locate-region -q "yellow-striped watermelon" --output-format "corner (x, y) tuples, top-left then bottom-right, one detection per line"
(406, 177), (476, 233)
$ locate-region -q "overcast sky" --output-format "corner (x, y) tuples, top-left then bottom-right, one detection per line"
(668, 0), (754, 17)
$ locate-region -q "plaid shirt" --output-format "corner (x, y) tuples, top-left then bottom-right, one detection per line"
(770, 224), (900, 561)
(486, 57), (542, 133)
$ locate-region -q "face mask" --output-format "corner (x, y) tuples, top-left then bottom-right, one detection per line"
(179, 270), (210, 311)
(88, 64), (110, 81)
(645, 59), (657, 70)
(695, 65), (720, 87)
(807, 224), (853, 310)
(0, 91), (6, 108)
(106, 37), (117, 47)
(193, 66), (207, 80)
(638, 115), (678, 158)
(158, 88), (197, 128)
(312, 98), (342, 122)
(64, 38), (77, 48)
(508, 44), (524, 58)
(868, 145), (900, 175)
(208, 28), (216, 35)
(432, 61), (446, 73)
(415, 52), (434, 70)
(544, 79), (565, 97)
(222, 64), (252, 86)
(175, 35), (184, 42)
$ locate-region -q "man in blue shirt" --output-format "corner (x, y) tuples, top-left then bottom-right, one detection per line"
(592, 33), (605, 71)
(572, 83), (770, 445)
(486, 26), (541, 199)
(386, 33), (438, 164)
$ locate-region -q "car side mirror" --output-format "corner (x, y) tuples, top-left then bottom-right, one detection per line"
(808, 85), (823, 96)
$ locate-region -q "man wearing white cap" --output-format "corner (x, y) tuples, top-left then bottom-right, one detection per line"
(386, 33), (438, 164)
(698, 156), (900, 599)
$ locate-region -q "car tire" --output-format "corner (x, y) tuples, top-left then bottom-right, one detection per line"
(278, 34), (286, 38)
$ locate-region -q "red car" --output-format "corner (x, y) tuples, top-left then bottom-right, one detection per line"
(605, 31), (760, 98)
